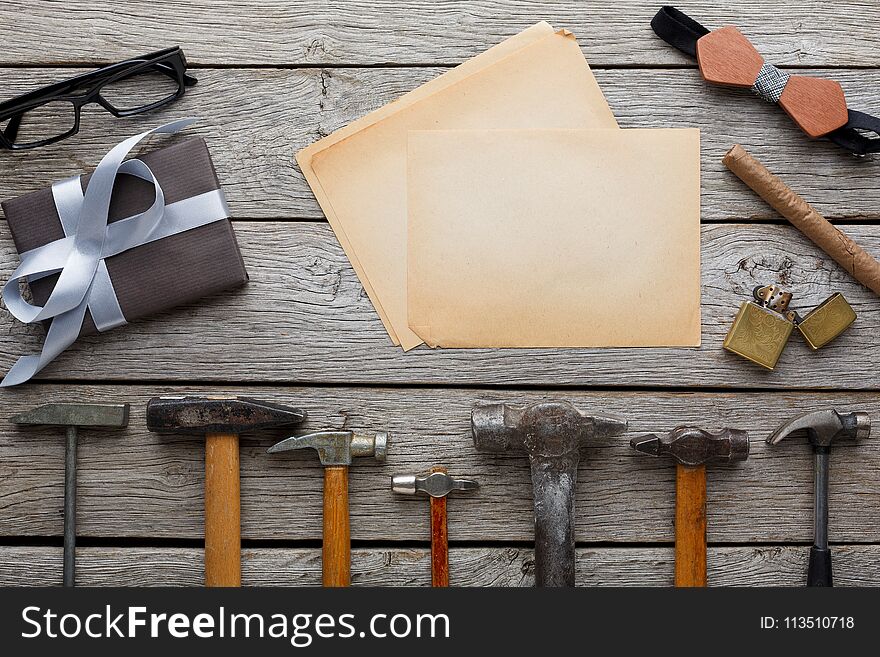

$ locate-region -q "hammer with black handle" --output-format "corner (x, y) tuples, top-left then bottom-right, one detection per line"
(147, 396), (306, 586)
(268, 429), (387, 586)
(631, 426), (749, 587)
(11, 403), (130, 587)
(767, 409), (870, 586)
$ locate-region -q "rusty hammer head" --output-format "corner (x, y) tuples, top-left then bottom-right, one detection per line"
(392, 468), (479, 498)
(471, 400), (626, 587)
(268, 430), (388, 466)
(146, 396), (306, 435)
(471, 401), (627, 461)
(767, 409), (870, 449)
(11, 403), (130, 429)
(631, 426), (750, 467)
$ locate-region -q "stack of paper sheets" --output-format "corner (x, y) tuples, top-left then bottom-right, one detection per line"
(298, 23), (701, 350)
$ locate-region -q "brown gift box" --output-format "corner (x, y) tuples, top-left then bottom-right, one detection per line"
(1, 137), (248, 337)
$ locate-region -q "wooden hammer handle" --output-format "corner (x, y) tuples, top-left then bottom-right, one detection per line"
(323, 465), (351, 587)
(675, 463), (707, 587)
(430, 495), (449, 587)
(204, 433), (241, 587)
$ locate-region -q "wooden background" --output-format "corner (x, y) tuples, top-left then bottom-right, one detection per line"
(1, 0), (879, 586)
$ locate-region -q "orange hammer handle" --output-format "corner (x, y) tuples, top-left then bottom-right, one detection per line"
(430, 495), (450, 587)
(204, 433), (241, 587)
(323, 466), (351, 587)
(675, 463), (708, 587)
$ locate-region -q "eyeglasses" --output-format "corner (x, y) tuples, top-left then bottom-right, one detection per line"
(0, 47), (197, 150)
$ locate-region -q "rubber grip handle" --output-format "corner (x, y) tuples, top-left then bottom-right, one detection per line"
(430, 495), (449, 587)
(675, 463), (708, 587)
(807, 546), (833, 587)
(323, 466), (351, 587)
(204, 433), (241, 587)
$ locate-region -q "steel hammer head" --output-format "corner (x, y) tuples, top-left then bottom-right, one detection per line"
(146, 396), (306, 435)
(268, 430), (388, 467)
(630, 426), (749, 467)
(392, 469), (479, 498)
(471, 401), (626, 459)
(11, 403), (129, 428)
(767, 409), (870, 449)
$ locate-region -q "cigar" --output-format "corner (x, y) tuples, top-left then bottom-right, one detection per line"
(723, 144), (880, 297)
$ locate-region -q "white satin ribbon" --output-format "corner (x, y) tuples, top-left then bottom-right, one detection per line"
(1, 118), (231, 386)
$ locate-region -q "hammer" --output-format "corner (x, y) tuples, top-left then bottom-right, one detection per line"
(392, 467), (479, 586)
(767, 409), (870, 586)
(10, 403), (130, 587)
(631, 426), (749, 587)
(268, 429), (388, 586)
(146, 396), (306, 586)
(471, 401), (627, 587)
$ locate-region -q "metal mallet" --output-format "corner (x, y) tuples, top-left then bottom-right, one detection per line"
(10, 403), (130, 587)
(392, 467), (479, 586)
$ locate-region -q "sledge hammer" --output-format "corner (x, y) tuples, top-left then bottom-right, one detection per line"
(631, 426), (749, 586)
(11, 402), (130, 587)
(146, 396), (306, 586)
(268, 429), (388, 586)
(471, 401), (627, 587)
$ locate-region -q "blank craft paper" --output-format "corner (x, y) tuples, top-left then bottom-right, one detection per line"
(297, 26), (617, 350)
(406, 129), (701, 348)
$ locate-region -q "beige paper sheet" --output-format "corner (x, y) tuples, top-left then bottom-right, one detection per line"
(298, 26), (617, 349)
(407, 129), (702, 347)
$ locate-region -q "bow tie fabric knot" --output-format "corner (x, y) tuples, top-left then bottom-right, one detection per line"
(695, 25), (849, 138)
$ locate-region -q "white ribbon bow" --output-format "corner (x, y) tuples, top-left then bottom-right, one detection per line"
(2, 118), (231, 386)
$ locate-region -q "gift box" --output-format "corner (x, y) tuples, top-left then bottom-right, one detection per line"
(1, 128), (248, 384)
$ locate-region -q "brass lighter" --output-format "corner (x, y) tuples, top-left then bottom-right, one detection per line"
(787, 292), (857, 350)
(723, 285), (794, 370)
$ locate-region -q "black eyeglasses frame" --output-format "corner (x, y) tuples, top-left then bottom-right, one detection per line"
(0, 46), (198, 150)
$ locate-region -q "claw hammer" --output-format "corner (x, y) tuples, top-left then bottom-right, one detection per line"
(767, 409), (870, 586)
(268, 430), (388, 586)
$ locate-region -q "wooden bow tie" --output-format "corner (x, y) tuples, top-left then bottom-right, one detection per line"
(696, 26), (848, 138)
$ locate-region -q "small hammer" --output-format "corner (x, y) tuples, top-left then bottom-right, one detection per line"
(631, 426), (749, 587)
(269, 429), (388, 586)
(392, 467), (479, 586)
(146, 396), (306, 586)
(10, 403), (130, 587)
(767, 409), (870, 586)
(472, 401), (627, 587)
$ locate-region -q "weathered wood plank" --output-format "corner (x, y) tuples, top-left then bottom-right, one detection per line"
(1, 1), (878, 67)
(1, 385), (878, 542)
(1, 545), (878, 586)
(1, 68), (879, 221)
(1, 222), (877, 388)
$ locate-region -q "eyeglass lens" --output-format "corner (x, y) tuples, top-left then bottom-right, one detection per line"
(99, 65), (182, 113)
(1, 101), (77, 146)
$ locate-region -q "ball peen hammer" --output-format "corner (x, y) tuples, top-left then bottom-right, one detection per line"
(471, 401), (627, 587)
(767, 409), (870, 586)
(268, 429), (388, 586)
(146, 396), (306, 586)
(392, 467), (479, 586)
(10, 403), (130, 587)
(630, 426), (749, 587)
